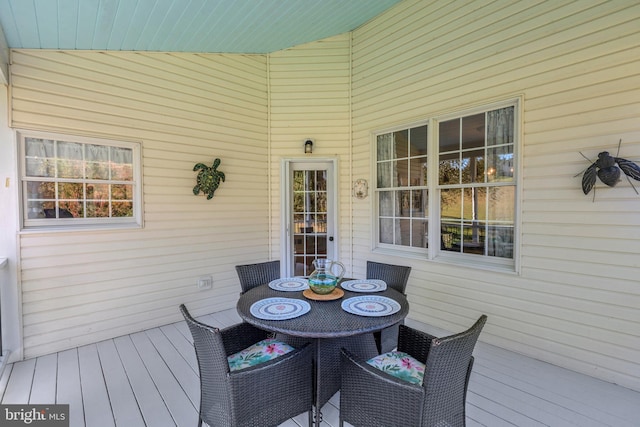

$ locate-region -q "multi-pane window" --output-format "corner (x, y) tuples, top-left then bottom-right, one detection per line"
(19, 131), (142, 229)
(374, 101), (518, 267)
(376, 125), (428, 249)
(439, 106), (515, 260)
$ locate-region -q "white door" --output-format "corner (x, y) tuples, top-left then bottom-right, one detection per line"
(282, 159), (338, 277)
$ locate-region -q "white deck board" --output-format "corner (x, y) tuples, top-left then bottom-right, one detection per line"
(468, 370), (581, 426)
(473, 344), (638, 427)
(56, 349), (85, 427)
(144, 327), (200, 406)
(78, 344), (115, 427)
(29, 353), (57, 404)
(0, 364), (13, 402)
(2, 357), (35, 404)
(113, 335), (175, 427)
(159, 323), (198, 371)
(96, 339), (146, 427)
(129, 331), (198, 427)
(0, 309), (638, 427)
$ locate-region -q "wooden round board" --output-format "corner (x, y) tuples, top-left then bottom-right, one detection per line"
(303, 288), (344, 301)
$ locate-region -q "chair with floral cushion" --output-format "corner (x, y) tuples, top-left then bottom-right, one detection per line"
(366, 261), (412, 353)
(339, 315), (487, 427)
(179, 304), (313, 427)
(235, 260), (281, 294)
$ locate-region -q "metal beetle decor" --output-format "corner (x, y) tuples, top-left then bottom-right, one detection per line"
(193, 158), (225, 200)
(577, 140), (640, 199)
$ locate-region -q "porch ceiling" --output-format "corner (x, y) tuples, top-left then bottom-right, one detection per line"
(0, 0), (402, 54)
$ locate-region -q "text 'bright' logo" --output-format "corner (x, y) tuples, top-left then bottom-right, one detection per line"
(0, 405), (68, 426)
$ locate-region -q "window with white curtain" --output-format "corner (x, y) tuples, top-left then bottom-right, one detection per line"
(18, 131), (142, 229)
(376, 125), (428, 250)
(374, 99), (518, 269)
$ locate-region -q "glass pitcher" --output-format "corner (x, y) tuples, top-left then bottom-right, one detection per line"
(308, 258), (345, 294)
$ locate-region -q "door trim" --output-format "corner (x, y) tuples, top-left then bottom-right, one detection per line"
(280, 158), (339, 276)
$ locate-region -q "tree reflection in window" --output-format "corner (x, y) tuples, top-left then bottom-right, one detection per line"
(22, 134), (138, 225)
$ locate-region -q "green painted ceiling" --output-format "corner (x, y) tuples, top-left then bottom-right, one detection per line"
(0, 0), (402, 54)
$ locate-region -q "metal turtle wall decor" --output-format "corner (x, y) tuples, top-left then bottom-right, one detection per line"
(193, 158), (225, 200)
(576, 139), (640, 200)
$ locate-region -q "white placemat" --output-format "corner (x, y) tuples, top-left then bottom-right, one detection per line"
(340, 279), (387, 292)
(341, 295), (400, 317)
(250, 298), (311, 320)
(268, 277), (309, 291)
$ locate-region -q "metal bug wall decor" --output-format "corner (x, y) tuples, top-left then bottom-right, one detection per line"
(576, 139), (640, 200)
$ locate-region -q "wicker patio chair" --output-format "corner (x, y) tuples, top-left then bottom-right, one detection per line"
(339, 315), (487, 427)
(366, 261), (412, 353)
(179, 304), (314, 427)
(235, 260), (308, 347)
(235, 260), (281, 294)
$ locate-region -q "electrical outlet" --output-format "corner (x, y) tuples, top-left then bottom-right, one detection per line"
(197, 276), (213, 290)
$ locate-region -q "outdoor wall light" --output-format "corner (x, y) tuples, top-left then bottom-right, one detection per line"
(304, 139), (313, 154)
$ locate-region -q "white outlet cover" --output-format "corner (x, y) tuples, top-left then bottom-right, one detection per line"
(197, 276), (213, 290)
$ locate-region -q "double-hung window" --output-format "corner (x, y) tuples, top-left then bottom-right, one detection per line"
(19, 131), (142, 230)
(376, 124), (429, 251)
(374, 99), (518, 270)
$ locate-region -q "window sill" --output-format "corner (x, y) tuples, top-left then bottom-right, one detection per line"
(372, 246), (518, 274)
(19, 222), (143, 235)
(435, 252), (517, 275)
(372, 246), (427, 260)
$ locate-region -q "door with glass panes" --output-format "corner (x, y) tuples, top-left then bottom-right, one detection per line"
(283, 160), (337, 277)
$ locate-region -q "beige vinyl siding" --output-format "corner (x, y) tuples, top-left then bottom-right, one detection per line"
(351, 0), (640, 391)
(11, 50), (270, 358)
(267, 34), (353, 265)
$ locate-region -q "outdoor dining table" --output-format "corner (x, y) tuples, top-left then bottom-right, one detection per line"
(236, 280), (409, 427)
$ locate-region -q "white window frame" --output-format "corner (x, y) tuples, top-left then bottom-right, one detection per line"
(373, 120), (430, 256)
(18, 130), (143, 231)
(372, 98), (520, 272)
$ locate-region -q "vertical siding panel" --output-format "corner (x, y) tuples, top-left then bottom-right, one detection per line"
(11, 50), (269, 358)
(351, 0), (640, 391)
(268, 34), (352, 265)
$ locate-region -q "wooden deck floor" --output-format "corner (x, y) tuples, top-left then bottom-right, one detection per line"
(0, 309), (638, 427)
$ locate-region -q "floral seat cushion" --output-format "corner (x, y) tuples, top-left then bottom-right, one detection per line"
(366, 351), (426, 385)
(227, 338), (294, 371)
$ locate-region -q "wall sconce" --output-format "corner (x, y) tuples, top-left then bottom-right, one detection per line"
(304, 139), (313, 154)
